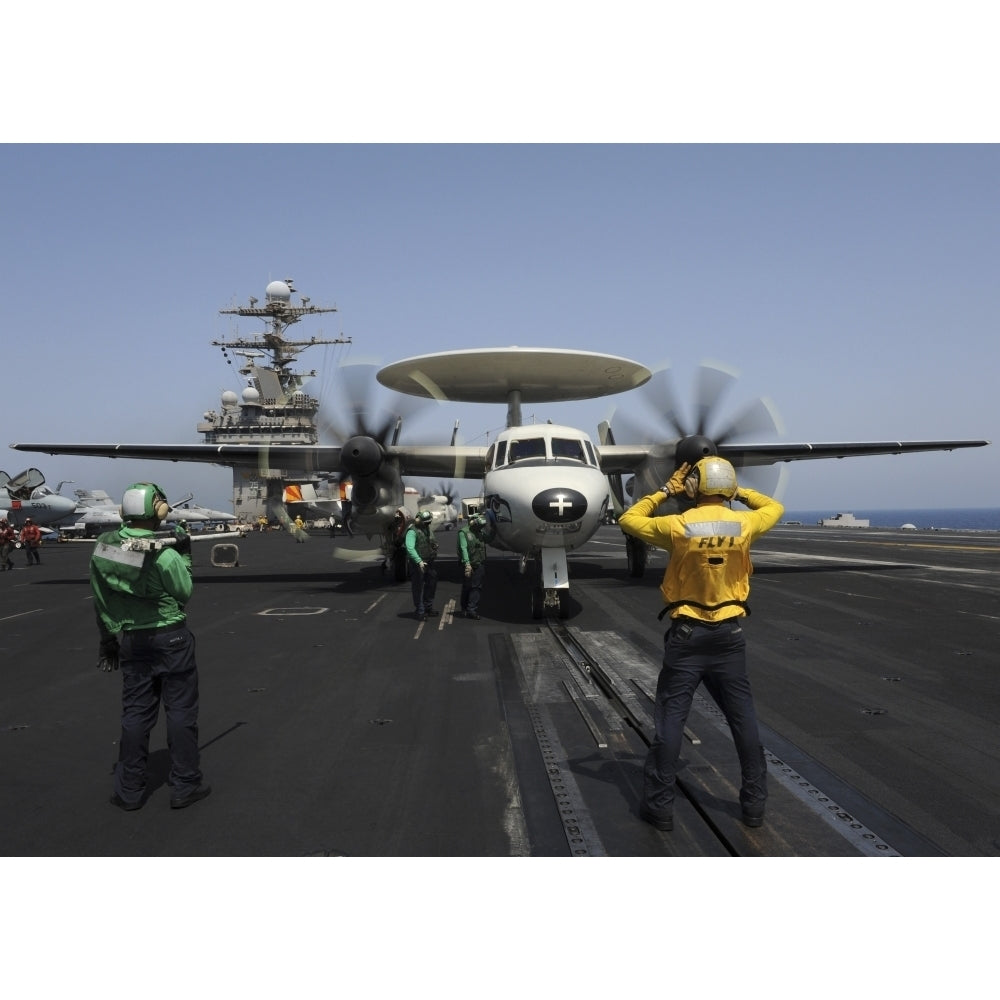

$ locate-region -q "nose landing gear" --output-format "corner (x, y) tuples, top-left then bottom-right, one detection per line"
(530, 549), (570, 619)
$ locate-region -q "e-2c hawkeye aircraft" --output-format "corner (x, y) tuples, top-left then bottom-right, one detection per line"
(9, 347), (990, 618)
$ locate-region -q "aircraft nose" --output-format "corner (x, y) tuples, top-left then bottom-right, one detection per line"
(531, 488), (587, 523)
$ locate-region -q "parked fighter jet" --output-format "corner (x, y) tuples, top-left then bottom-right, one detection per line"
(9, 348), (990, 617)
(59, 488), (230, 537)
(0, 468), (79, 527)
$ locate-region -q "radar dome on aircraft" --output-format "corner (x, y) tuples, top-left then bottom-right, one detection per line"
(265, 280), (291, 303)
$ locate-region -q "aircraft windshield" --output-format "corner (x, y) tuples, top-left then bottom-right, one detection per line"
(551, 438), (589, 463)
(507, 438), (546, 463)
(498, 435), (596, 466)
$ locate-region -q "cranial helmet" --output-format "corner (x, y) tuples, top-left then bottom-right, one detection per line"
(415, 510), (433, 525)
(120, 482), (170, 522)
(470, 513), (487, 532)
(684, 457), (738, 500)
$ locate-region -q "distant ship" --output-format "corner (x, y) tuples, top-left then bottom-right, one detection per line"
(197, 279), (350, 522)
(819, 512), (870, 527)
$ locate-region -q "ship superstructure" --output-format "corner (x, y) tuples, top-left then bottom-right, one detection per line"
(197, 279), (350, 521)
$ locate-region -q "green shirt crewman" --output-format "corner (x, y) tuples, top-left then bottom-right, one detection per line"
(90, 482), (210, 811)
(457, 512), (494, 619)
(405, 509), (439, 620)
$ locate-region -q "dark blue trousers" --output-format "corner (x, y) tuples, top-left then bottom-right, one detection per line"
(410, 562), (438, 615)
(114, 624), (202, 805)
(460, 563), (485, 613)
(643, 618), (766, 816)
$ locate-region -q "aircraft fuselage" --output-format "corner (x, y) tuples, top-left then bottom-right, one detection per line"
(480, 424), (609, 575)
(0, 489), (78, 528)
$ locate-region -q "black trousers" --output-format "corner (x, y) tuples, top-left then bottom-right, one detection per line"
(114, 624), (202, 804)
(643, 618), (766, 815)
(460, 563), (486, 612)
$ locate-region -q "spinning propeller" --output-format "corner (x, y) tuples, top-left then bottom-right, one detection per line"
(429, 481), (457, 505)
(606, 361), (787, 502)
(318, 360), (438, 507)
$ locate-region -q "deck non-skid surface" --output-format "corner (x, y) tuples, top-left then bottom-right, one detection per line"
(2, 523), (998, 856)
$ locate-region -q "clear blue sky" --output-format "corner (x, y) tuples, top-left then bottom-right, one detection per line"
(2, 144), (995, 513)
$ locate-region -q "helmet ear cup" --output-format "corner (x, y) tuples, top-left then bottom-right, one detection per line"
(683, 469), (700, 498)
(121, 483), (170, 522)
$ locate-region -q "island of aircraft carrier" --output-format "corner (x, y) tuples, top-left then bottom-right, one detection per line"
(198, 278), (350, 523)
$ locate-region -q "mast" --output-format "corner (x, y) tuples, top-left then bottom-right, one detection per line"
(198, 279), (350, 522)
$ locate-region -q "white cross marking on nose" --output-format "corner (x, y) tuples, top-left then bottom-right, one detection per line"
(549, 494), (573, 516)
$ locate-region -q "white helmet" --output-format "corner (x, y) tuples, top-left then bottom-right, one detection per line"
(684, 457), (738, 500)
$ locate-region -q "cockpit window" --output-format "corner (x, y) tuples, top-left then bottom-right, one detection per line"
(584, 440), (597, 466)
(551, 437), (588, 463)
(494, 440), (507, 467)
(508, 438), (546, 463)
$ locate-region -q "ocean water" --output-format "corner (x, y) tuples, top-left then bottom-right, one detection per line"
(782, 507), (1000, 531)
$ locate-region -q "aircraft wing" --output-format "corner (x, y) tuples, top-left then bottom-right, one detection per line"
(598, 439), (990, 475)
(718, 439), (991, 468)
(385, 445), (488, 480)
(8, 441), (490, 480)
(9, 442), (345, 474)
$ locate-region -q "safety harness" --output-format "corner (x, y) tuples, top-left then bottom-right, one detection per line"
(657, 599), (749, 621)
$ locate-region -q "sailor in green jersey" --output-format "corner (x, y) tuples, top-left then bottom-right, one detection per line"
(90, 482), (210, 811)
(457, 512), (494, 619)
(405, 509), (439, 621)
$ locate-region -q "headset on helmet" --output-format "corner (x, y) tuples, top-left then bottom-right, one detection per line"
(120, 482), (170, 522)
(415, 509), (433, 525)
(684, 457), (738, 500)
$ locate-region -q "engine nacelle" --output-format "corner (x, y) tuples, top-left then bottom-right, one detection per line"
(675, 434), (718, 467)
(341, 435), (383, 479)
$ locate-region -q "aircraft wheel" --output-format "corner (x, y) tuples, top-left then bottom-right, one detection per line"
(626, 535), (647, 578)
(531, 587), (544, 620)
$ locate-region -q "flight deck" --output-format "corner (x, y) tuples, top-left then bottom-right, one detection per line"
(2, 522), (998, 857)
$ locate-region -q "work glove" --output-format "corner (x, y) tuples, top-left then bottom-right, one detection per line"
(173, 527), (192, 557)
(418, 561), (426, 572)
(97, 636), (120, 672)
(464, 563), (472, 578)
(663, 462), (692, 496)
